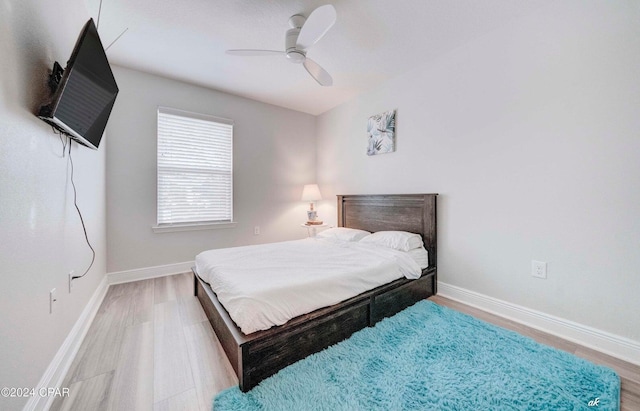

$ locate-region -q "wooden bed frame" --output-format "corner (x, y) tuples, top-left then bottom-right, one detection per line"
(193, 193), (437, 392)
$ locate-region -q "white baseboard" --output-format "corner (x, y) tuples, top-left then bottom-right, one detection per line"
(23, 276), (109, 411)
(107, 260), (194, 285)
(438, 282), (640, 366)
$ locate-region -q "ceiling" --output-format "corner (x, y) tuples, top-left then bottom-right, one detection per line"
(87, 0), (549, 115)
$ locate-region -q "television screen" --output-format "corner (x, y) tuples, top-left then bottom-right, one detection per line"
(38, 19), (118, 150)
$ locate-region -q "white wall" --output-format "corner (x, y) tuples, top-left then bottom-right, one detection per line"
(106, 67), (316, 273)
(316, 1), (640, 343)
(0, 2), (107, 409)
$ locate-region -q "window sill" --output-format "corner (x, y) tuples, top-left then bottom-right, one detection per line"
(152, 221), (238, 233)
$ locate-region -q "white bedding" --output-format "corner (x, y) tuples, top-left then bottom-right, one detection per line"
(195, 238), (423, 334)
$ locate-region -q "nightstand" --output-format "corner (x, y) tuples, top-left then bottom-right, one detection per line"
(301, 223), (328, 237)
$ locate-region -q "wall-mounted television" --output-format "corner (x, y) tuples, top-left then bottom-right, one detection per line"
(38, 18), (119, 150)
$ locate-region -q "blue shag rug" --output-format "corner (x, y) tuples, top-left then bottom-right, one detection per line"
(214, 300), (619, 411)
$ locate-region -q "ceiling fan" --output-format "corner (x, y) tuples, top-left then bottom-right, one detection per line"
(226, 5), (337, 86)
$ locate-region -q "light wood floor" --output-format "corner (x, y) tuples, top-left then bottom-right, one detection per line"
(52, 273), (639, 410)
(50, 273), (237, 411)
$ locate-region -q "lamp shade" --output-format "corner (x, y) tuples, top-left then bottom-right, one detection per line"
(301, 184), (322, 202)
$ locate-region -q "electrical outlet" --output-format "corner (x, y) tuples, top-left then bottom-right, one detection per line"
(50, 288), (57, 314)
(254, 226), (260, 235)
(68, 271), (74, 293)
(531, 260), (547, 279)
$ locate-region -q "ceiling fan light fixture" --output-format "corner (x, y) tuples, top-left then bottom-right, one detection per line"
(286, 50), (306, 63)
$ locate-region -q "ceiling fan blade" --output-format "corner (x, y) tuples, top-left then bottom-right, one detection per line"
(303, 58), (333, 86)
(296, 5), (336, 50)
(226, 49), (284, 56)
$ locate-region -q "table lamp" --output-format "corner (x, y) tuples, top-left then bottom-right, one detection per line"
(301, 184), (322, 225)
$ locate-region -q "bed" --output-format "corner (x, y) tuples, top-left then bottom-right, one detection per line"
(193, 193), (437, 392)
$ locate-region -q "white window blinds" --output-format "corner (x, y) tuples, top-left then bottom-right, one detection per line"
(157, 107), (233, 226)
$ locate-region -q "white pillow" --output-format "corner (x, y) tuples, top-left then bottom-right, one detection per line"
(359, 231), (424, 251)
(316, 227), (371, 242)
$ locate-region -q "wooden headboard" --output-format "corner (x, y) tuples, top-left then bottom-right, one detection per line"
(337, 194), (437, 268)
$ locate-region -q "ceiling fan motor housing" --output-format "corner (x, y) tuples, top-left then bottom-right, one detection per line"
(285, 27), (305, 63)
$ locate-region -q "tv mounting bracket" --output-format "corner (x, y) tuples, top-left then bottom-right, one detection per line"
(48, 62), (64, 93)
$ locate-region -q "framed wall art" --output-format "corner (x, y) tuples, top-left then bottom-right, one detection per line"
(366, 109), (396, 156)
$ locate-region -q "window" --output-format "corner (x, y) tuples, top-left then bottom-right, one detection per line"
(155, 107), (233, 231)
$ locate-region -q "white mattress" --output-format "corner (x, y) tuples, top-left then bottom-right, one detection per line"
(195, 238), (423, 334)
